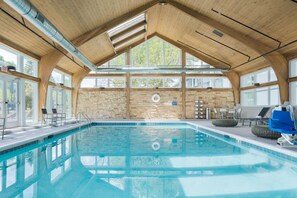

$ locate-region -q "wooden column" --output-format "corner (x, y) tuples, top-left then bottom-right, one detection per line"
(181, 50), (186, 119)
(126, 49), (131, 119)
(225, 71), (240, 105)
(264, 52), (288, 103)
(72, 68), (90, 116)
(38, 51), (64, 120)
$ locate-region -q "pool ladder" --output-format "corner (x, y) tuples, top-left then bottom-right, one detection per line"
(76, 112), (92, 127)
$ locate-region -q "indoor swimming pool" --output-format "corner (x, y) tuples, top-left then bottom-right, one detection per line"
(0, 123), (297, 198)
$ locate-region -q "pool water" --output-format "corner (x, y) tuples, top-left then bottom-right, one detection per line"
(1, 123), (297, 198)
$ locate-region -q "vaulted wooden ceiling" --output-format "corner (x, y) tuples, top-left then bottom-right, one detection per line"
(0, 0), (297, 74)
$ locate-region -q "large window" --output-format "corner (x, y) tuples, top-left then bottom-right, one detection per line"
(101, 54), (126, 68)
(131, 36), (181, 67)
(289, 58), (297, 78)
(50, 69), (72, 87)
(131, 76), (182, 88)
(241, 85), (280, 106)
(81, 77), (126, 88)
(289, 58), (297, 105)
(240, 67), (277, 88)
(186, 77), (231, 88)
(0, 44), (38, 77)
(185, 53), (221, 74)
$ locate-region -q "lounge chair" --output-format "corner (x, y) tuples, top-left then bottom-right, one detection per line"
(240, 107), (271, 127)
(52, 108), (66, 125)
(268, 110), (297, 146)
(41, 108), (57, 126)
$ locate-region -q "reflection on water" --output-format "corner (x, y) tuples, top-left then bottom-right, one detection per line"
(0, 125), (297, 197)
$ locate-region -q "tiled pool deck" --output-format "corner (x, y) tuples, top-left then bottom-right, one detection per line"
(1, 119), (297, 155)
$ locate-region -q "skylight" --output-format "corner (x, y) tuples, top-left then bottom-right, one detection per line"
(107, 13), (146, 50)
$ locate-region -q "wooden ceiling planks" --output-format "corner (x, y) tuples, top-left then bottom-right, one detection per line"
(0, 3), (53, 57)
(78, 34), (114, 64)
(178, 0), (297, 47)
(30, 0), (152, 41)
(0, 0), (297, 74)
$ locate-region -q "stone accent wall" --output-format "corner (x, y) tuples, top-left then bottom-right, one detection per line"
(186, 90), (235, 119)
(76, 90), (127, 118)
(130, 90), (182, 119)
(76, 89), (234, 119)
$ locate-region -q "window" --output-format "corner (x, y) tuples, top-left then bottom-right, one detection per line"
(25, 80), (38, 124)
(81, 77), (126, 88)
(107, 13), (146, 50)
(50, 69), (72, 87)
(100, 53), (126, 68)
(241, 85), (280, 106)
(186, 77), (231, 88)
(131, 36), (181, 67)
(185, 53), (221, 74)
(131, 76), (182, 88)
(289, 58), (297, 78)
(46, 86), (72, 118)
(0, 44), (38, 77)
(240, 67), (276, 87)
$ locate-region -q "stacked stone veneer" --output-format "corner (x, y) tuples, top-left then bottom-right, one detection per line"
(186, 90), (234, 118)
(77, 90), (127, 118)
(76, 89), (234, 119)
(129, 91), (183, 119)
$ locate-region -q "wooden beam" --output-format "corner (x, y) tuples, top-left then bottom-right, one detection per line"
(288, 76), (297, 83)
(186, 88), (233, 92)
(0, 36), (40, 60)
(48, 81), (73, 90)
(113, 29), (146, 48)
(88, 73), (126, 77)
(79, 88), (126, 92)
(0, 70), (40, 82)
(240, 81), (278, 91)
(110, 21), (146, 41)
(71, 0), (159, 47)
(167, 0), (288, 103)
(55, 65), (74, 76)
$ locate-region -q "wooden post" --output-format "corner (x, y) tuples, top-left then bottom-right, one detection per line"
(126, 49), (131, 119)
(181, 50), (186, 119)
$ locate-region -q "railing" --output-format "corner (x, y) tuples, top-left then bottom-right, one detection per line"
(76, 112), (92, 127)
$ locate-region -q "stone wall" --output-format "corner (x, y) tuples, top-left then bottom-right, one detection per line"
(186, 90), (235, 119)
(129, 90), (183, 119)
(77, 89), (235, 119)
(76, 90), (127, 118)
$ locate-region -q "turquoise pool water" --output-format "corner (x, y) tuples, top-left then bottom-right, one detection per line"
(1, 123), (297, 198)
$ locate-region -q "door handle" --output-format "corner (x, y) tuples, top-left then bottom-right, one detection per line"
(4, 101), (8, 104)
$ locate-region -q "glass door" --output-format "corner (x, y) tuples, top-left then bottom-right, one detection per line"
(5, 79), (19, 127)
(51, 88), (64, 113)
(0, 77), (19, 128)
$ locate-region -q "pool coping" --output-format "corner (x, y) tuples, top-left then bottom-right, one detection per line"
(0, 122), (89, 153)
(1, 120), (297, 161)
